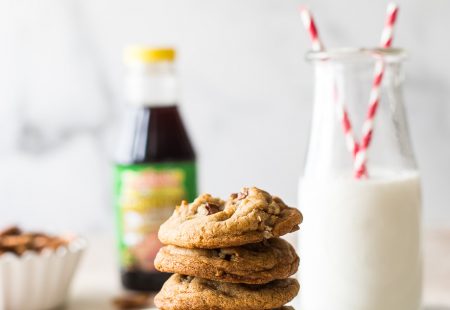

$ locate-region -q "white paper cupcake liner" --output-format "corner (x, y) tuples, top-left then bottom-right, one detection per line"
(0, 238), (86, 310)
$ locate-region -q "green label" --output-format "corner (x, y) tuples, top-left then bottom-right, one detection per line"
(114, 161), (196, 271)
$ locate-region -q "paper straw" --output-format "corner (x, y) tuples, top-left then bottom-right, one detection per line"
(380, 3), (399, 48)
(300, 6), (361, 160)
(354, 3), (399, 178)
(299, 6), (324, 52)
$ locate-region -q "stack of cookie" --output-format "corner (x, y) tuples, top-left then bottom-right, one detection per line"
(154, 187), (303, 310)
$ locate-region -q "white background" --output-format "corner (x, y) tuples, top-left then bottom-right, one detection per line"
(0, 0), (449, 233)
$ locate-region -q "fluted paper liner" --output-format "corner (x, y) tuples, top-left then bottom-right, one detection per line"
(0, 238), (86, 310)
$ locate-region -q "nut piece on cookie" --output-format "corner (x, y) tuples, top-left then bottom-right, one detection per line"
(154, 238), (299, 284)
(154, 273), (299, 310)
(158, 187), (303, 249)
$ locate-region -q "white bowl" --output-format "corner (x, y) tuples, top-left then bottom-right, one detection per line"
(0, 238), (86, 310)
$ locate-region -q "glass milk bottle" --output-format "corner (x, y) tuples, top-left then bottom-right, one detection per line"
(297, 48), (422, 310)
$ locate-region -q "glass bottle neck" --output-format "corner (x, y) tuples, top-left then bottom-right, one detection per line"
(304, 57), (417, 179)
(125, 61), (178, 107)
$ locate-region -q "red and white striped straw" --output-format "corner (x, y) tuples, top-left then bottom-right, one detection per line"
(333, 84), (360, 158)
(299, 6), (324, 52)
(380, 3), (399, 48)
(300, 6), (361, 160)
(354, 3), (399, 178)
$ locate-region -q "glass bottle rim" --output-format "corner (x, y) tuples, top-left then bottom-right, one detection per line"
(306, 47), (407, 63)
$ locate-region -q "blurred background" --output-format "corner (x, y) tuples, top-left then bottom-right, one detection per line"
(0, 0), (449, 233)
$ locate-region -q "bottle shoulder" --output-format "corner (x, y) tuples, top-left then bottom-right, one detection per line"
(115, 105), (196, 164)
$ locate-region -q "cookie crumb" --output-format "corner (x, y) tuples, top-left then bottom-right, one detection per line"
(112, 292), (151, 310)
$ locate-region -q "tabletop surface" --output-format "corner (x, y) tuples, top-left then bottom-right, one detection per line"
(66, 230), (450, 310)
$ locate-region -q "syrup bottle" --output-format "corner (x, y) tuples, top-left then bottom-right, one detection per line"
(114, 47), (197, 291)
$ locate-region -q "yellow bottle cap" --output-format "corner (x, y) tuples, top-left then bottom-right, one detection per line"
(124, 46), (176, 64)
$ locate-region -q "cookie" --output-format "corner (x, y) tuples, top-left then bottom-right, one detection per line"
(154, 274), (299, 310)
(158, 187), (302, 248)
(154, 238), (299, 284)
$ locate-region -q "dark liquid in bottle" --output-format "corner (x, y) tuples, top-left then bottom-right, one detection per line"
(116, 105), (196, 291)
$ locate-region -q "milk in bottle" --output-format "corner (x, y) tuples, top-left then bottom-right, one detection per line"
(297, 49), (422, 310)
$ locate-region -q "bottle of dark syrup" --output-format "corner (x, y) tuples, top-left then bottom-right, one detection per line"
(114, 47), (197, 291)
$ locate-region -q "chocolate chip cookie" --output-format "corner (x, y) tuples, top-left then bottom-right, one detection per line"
(158, 187), (302, 248)
(155, 238), (299, 284)
(154, 274), (299, 310)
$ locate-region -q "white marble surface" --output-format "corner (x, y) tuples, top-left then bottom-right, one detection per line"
(66, 231), (450, 309)
(0, 0), (449, 233)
